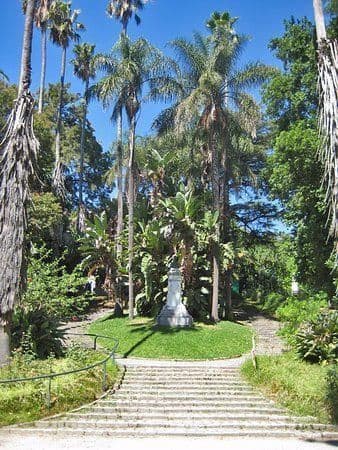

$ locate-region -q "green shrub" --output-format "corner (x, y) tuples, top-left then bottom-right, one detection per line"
(276, 292), (328, 345)
(295, 310), (338, 363)
(261, 292), (286, 314)
(11, 307), (65, 359)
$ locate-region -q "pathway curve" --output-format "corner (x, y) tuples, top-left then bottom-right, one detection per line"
(2, 308), (338, 442)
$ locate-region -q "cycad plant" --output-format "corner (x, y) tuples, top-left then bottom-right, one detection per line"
(49, 0), (84, 199)
(71, 43), (96, 231)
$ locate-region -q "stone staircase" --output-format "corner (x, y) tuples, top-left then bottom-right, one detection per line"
(6, 360), (338, 440)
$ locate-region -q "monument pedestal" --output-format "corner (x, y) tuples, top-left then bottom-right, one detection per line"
(156, 265), (193, 328)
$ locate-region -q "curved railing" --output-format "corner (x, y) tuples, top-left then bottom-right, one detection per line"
(0, 333), (119, 408)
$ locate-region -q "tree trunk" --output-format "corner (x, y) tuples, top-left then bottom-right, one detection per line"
(77, 78), (89, 232)
(210, 130), (220, 322)
(128, 115), (136, 320)
(0, 317), (10, 367)
(220, 149), (232, 320)
(313, 0), (327, 40)
(38, 25), (47, 114)
(116, 108), (124, 256)
(0, 0), (38, 365)
(18, 0), (36, 96)
(53, 46), (67, 199)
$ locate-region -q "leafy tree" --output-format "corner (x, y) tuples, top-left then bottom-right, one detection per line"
(0, 0), (39, 364)
(263, 18), (334, 293)
(107, 0), (147, 34)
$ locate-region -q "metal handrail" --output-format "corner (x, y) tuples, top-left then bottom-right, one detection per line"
(0, 332), (119, 408)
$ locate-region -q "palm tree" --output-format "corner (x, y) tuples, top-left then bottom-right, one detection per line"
(94, 35), (174, 319)
(49, 0), (84, 199)
(0, 0), (39, 364)
(35, 0), (52, 113)
(71, 43), (96, 232)
(106, 0), (147, 258)
(312, 0), (338, 256)
(107, 0), (147, 35)
(167, 14), (273, 320)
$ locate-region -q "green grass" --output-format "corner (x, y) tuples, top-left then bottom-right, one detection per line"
(0, 346), (119, 426)
(89, 316), (253, 360)
(241, 352), (338, 424)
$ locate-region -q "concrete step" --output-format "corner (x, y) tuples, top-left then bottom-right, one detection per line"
(118, 386), (255, 393)
(66, 412), (312, 423)
(9, 427), (338, 439)
(27, 419), (336, 432)
(121, 378), (246, 384)
(113, 392), (265, 401)
(88, 405), (287, 415)
(102, 398), (276, 407)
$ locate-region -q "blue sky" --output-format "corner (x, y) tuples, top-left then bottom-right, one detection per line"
(1, 0), (314, 153)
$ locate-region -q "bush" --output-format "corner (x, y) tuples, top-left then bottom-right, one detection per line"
(11, 307), (65, 359)
(261, 292), (286, 314)
(276, 292), (328, 345)
(295, 310), (338, 364)
(326, 366), (338, 423)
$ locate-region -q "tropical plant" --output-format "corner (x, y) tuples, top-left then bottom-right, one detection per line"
(80, 212), (117, 304)
(160, 13), (274, 320)
(93, 35), (175, 319)
(71, 43), (96, 231)
(49, 0), (84, 199)
(296, 310), (338, 364)
(0, 0), (39, 364)
(106, 0), (147, 34)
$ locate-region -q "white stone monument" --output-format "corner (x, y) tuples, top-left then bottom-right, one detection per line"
(157, 258), (193, 327)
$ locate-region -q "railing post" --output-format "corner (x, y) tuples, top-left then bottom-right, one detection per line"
(102, 360), (107, 391)
(94, 336), (98, 350)
(46, 376), (52, 408)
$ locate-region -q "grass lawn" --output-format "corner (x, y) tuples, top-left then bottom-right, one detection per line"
(89, 315), (253, 360)
(241, 352), (338, 424)
(0, 347), (119, 426)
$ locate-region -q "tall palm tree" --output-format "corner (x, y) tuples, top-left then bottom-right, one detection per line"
(49, 0), (84, 199)
(71, 43), (96, 232)
(168, 16), (273, 321)
(94, 35), (174, 319)
(0, 0), (39, 364)
(312, 0), (338, 257)
(35, 0), (53, 113)
(106, 0), (147, 258)
(107, 0), (147, 35)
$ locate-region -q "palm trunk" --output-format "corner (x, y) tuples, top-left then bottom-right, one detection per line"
(128, 114), (136, 320)
(0, 0), (38, 365)
(116, 108), (124, 256)
(313, 0), (338, 251)
(77, 78), (89, 232)
(38, 25), (47, 114)
(53, 46), (67, 199)
(220, 148), (232, 320)
(210, 130), (220, 322)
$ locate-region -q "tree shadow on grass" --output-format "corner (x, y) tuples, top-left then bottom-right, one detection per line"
(122, 322), (199, 357)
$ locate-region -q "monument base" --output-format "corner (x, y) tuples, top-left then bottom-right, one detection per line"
(156, 303), (193, 327)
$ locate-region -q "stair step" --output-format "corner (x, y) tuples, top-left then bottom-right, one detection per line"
(89, 405), (287, 414)
(67, 412), (307, 422)
(10, 427), (338, 439)
(103, 398), (275, 406)
(28, 419), (334, 431)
